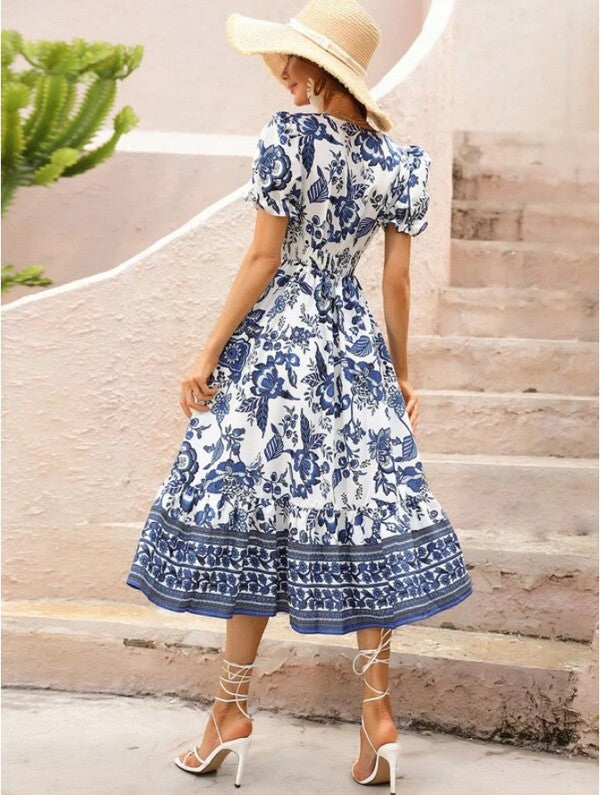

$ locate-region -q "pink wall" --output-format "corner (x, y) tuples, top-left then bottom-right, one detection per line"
(453, 0), (598, 134)
(2, 0), (427, 303)
(2, 0), (426, 134)
(2, 0), (455, 531)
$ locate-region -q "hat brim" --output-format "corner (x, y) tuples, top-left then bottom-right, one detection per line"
(226, 12), (392, 132)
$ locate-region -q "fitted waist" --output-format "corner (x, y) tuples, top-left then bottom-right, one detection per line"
(280, 249), (363, 284)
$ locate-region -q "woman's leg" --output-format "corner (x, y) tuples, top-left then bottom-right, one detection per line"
(177, 613), (269, 767)
(353, 627), (398, 780)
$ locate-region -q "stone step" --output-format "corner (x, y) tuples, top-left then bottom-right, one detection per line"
(450, 239), (598, 291)
(423, 452), (598, 536)
(453, 131), (598, 178)
(3, 523), (596, 643)
(453, 167), (598, 203)
(1, 599), (593, 754)
(437, 286), (598, 341)
(452, 130), (598, 203)
(410, 335), (599, 396)
(417, 389), (598, 457)
(451, 200), (598, 245)
(431, 528), (598, 643)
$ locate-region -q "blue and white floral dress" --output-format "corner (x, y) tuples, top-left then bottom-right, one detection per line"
(126, 110), (473, 635)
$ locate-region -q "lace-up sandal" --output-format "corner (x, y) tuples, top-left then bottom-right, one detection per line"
(174, 657), (256, 787)
(351, 628), (401, 793)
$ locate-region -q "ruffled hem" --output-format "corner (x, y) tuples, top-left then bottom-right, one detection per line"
(126, 574), (473, 635)
(125, 496), (474, 635)
(380, 144), (431, 236)
(243, 182), (302, 222)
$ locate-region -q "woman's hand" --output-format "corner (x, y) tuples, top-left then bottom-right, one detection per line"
(397, 377), (420, 430)
(180, 350), (220, 418)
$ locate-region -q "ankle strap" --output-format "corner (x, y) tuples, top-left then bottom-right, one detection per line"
(352, 628), (393, 703)
(352, 628), (393, 676)
(213, 658), (256, 720)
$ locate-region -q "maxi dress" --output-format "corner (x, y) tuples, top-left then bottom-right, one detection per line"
(125, 110), (474, 635)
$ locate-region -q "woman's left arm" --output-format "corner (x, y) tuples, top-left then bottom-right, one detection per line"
(382, 225), (420, 430)
(180, 209), (288, 417)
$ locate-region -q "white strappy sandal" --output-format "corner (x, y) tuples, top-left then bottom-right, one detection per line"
(174, 657), (256, 788)
(351, 627), (401, 794)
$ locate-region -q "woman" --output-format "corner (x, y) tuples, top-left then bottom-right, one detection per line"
(125, 0), (473, 790)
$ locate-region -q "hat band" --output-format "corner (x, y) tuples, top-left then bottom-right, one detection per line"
(287, 17), (367, 79)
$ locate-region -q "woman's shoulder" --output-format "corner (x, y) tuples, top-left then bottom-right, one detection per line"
(261, 109), (310, 130)
(265, 109), (331, 133)
(382, 138), (431, 181)
(258, 110), (430, 176)
(383, 134), (430, 161)
(258, 111), (343, 152)
(256, 110), (306, 145)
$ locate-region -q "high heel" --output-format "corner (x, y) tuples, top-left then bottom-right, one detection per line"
(350, 627), (400, 794)
(174, 657), (256, 787)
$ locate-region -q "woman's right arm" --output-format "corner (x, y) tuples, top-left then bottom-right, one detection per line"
(180, 208), (288, 418)
(382, 226), (420, 430)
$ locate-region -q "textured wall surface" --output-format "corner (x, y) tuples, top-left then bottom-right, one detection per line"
(2, 0), (428, 300)
(3, 0), (427, 135)
(2, 1), (455, 530)
(2, 152), (252, 304)
(366, 0), (455, 337)
(453, 0), (598, 134)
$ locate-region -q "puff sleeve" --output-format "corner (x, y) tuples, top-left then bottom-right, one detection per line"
(381, 145), (431, 236)
(243, 111), (303, 222)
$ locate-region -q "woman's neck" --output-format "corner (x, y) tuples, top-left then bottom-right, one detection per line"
(322, 91), (374, 131)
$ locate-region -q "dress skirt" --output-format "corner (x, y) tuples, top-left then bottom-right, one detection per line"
(125, 255), (474, 635)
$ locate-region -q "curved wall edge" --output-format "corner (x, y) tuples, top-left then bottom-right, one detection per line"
(2, 0), (456, 528)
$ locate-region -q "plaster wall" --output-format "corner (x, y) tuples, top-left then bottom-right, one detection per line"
(2, 0), (428, 301)
(1, 1), (455, 529)
(453, 0), (598, 134)
(2, 0), (426, 135)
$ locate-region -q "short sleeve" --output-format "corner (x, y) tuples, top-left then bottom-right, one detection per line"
(243, 111), (302, 221)
(380, 145), (431, 236)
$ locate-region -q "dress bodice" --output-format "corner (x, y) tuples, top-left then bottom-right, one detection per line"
(244, 111), (431, 281)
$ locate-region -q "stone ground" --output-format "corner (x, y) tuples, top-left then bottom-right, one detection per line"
(2, 688), (597, 795)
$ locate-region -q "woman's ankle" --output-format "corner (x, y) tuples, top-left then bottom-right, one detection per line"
(212, 697), (251, 720)
(361, 697), (394, 720)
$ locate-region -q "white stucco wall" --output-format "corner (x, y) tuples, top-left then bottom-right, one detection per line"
(453, 0), (598, 134)
(2, 0), (428, 302)
(5, 0), (596, 303)
(3, 0), (427, 135)
(1, 0), (455, 529)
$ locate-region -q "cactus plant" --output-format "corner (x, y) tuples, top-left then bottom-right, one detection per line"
(1, 30), (143, 294)
(1, 29), (143, 215)
(1, 263), (53, 292)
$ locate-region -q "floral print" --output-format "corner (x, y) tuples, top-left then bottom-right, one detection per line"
(126, 111), (473, 634)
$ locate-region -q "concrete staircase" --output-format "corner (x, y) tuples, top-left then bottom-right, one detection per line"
(3, 131), (599, 758)
(422, 130), (598, 752)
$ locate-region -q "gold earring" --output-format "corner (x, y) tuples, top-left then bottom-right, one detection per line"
(306, 77), (325, 111)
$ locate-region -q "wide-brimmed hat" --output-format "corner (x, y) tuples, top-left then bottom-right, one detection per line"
(226, 0), (392, 132)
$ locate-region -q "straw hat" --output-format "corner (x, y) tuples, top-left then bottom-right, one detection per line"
(226, 0), (392, 132)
